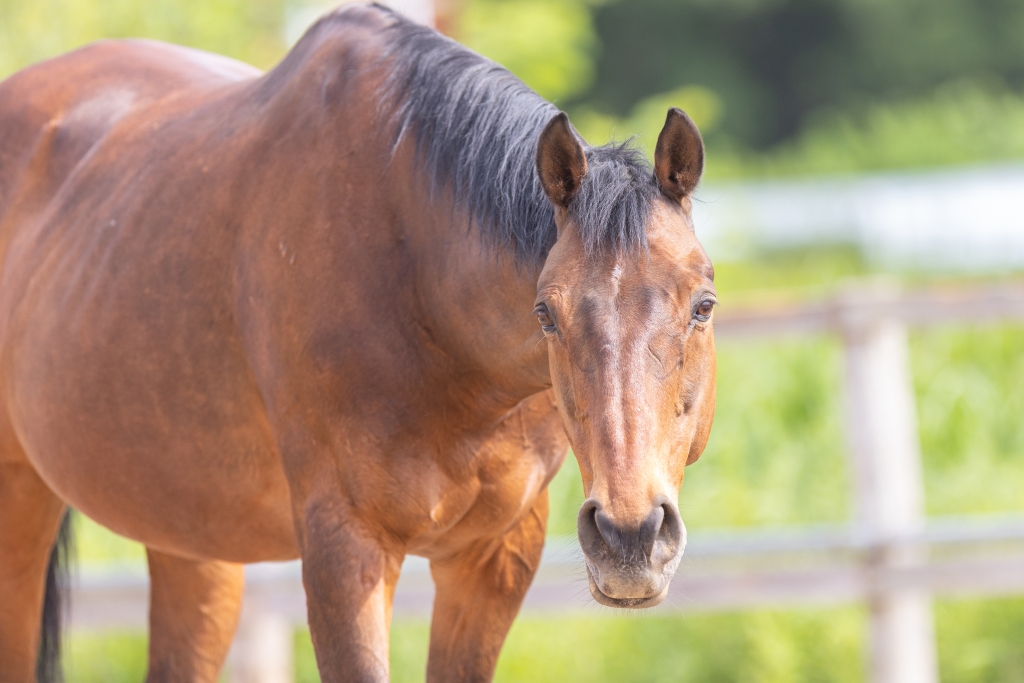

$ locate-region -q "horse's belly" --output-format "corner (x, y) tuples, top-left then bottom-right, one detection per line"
(11, 372), (299, 562)
(14, 387), (298, 562)
(0, 249), (298, 563)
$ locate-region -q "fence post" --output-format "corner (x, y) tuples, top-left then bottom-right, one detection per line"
(838, 282), (938, 683)
(227, 600), (294, 683)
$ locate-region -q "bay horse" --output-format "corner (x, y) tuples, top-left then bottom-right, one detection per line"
(0, 4), (716, 682)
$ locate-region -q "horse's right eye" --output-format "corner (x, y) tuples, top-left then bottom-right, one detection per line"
(534, 304), (557, 333)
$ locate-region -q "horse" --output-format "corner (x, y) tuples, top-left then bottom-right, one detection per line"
(0, 4), (717, 681)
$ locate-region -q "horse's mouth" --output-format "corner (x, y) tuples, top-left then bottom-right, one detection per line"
(584, 565), (670, 609)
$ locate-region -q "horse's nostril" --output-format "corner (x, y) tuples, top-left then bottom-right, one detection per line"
(652, 501), (684, 564)
(638, 504), (665, 558)
(577, 499), (611, 559)
(578, 497), (685, 568)
(594, 509), (621, 552)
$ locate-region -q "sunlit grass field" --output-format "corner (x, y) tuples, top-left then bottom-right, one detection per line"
(65, 249), (1024, 682)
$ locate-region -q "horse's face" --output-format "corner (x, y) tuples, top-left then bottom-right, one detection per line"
(535, 110), (715, 608)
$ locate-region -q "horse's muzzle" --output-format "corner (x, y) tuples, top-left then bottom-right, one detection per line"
(576, 496), (686, 608)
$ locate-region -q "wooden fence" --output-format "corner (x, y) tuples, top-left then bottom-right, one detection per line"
(68, 280), (1024, 683)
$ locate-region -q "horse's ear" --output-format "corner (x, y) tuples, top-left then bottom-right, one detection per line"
(654, 108), (704, 202)
(536, 112), (587, 209)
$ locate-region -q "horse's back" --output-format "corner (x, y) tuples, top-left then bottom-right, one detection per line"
(0, 39), (259, 230)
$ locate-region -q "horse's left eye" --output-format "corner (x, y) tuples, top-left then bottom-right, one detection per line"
(534, 304), (557, 333)
(694, 299), (715, 322)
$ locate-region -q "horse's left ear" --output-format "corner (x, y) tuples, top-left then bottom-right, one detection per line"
(654, 108), (704, 202)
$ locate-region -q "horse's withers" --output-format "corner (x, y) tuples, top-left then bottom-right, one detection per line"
(534, 111), (716, 607)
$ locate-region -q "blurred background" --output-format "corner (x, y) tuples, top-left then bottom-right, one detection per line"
(3, 0), (1024, 680)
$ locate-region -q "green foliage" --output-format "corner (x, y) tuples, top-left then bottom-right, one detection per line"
(559, 0), (1024, 178)
(914, 325), (1024, 516)
(937, 598), (1024, 682)
(712, 247), (868, 294)
(681, 335), (849, 528)
(454, 0), (598, 103)
(0, 0), (287, 80)
(546, 450), (587, 536)
(74, 514), (146, 565)
(709, 83), (1024, 179)
(584, 0), (1024, 151)
(574, 77), (1024, 181)
(573, 84), (724, 157)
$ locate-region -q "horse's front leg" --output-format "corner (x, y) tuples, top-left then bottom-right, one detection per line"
(145, 549), (244, 682)
(426, 490), (549, 683)
(298, 492), (403, 683)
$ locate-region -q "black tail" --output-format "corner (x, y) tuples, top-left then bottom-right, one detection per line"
(36, 510), (74, 683)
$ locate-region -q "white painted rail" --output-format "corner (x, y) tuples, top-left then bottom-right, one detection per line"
(68, 279), (1024, 683)
(70, 517), (1024, 620)
(694, 164), (1024, 269)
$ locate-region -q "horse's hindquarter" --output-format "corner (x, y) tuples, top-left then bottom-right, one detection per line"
(0, 41), (297, 562)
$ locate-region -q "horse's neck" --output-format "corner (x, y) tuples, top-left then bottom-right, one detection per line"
(409, 200), (553, 421)
(246, 47), (553, 424)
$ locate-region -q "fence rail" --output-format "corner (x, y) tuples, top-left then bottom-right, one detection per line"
(71, 515), (1024, 621)
(69, 280), (1024, 683)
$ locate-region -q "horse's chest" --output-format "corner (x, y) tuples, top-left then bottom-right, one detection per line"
(402, 392), (569, 555)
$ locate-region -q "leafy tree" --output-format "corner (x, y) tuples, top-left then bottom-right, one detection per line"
(0, 0), (286, 79)
(582, 0), (1024, 150)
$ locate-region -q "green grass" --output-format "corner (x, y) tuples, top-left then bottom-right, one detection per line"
(936, 597), (1024, 683)
(301, 597), (1024, 683)
(66, 632), (147, 683)
(68, 598), (1024, 683)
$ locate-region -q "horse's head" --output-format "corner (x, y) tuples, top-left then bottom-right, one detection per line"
(535, 109), (716, 608)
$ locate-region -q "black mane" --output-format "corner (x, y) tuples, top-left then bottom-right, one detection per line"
(374, 8), (659, 264)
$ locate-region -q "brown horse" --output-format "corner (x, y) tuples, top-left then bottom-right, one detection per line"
(0, 4), (716, 682)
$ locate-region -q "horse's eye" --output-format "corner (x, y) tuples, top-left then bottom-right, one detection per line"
(534, 304), (557, 333)
(694, 299), (715, 322)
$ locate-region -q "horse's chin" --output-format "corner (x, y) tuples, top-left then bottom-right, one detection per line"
(585, 568), (671, 609)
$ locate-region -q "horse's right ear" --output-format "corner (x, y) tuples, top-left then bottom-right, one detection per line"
(536, 112), (587, 209)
